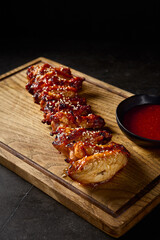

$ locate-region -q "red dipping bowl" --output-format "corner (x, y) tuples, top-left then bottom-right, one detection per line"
(116, 94), (160, 147)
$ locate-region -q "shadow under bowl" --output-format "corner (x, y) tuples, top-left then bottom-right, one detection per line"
(116, 94), (160, 147)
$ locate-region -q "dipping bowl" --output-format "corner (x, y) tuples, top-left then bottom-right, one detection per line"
(116, 94), (160, 147)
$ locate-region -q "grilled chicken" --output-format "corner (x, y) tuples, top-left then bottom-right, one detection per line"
(26, 63), (84, 92)
(67, 144), (129, 184)
(67, 141), (126, 162)
(26, 64), (84, 103)
(26, 63), (129, 185)
(40, 96), (87, 112)
(41, 98), (91, 124)
(33, 85), (78, 104)
(51, 112), (105, 132)
(53, 127), (112, 158)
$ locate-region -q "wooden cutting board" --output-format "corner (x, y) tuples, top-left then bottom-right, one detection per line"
(0, 57), (160, 238)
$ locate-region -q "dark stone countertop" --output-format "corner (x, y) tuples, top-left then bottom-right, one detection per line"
(0, 40), (160, 240)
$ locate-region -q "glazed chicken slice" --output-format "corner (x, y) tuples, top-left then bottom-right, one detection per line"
(26, 63), (84, 90)
(26, 68), (84, 95)
(26, 64), (52, 83)
(27, 63), (84, 88)
(33, 85), (78, 104)
(52, 127), (112, 157)
(41, 97), (91, 124)
(67, 145), (129, 185)
(26, 63), (80, 107)
(40, 89), (78, 103)
(40, 96), (87, 112)
(67, 141), (126, 162)
(43, 105), (92, 124)
(51, 112), (105, 132)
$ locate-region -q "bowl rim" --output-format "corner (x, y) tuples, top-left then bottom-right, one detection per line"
(116, 94), (160, 144)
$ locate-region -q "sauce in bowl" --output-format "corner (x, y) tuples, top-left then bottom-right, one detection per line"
(123, 104), (160, 141)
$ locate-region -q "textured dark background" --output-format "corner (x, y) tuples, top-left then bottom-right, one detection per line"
(0, 1), (160, 239)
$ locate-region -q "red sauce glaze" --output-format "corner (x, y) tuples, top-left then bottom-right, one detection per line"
(123, 104), (160, 141)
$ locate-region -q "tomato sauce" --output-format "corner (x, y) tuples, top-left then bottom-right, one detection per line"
(123, 104), (160, 141)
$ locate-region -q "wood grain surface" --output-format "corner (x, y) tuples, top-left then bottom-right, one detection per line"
(0, 57), (160, 238)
